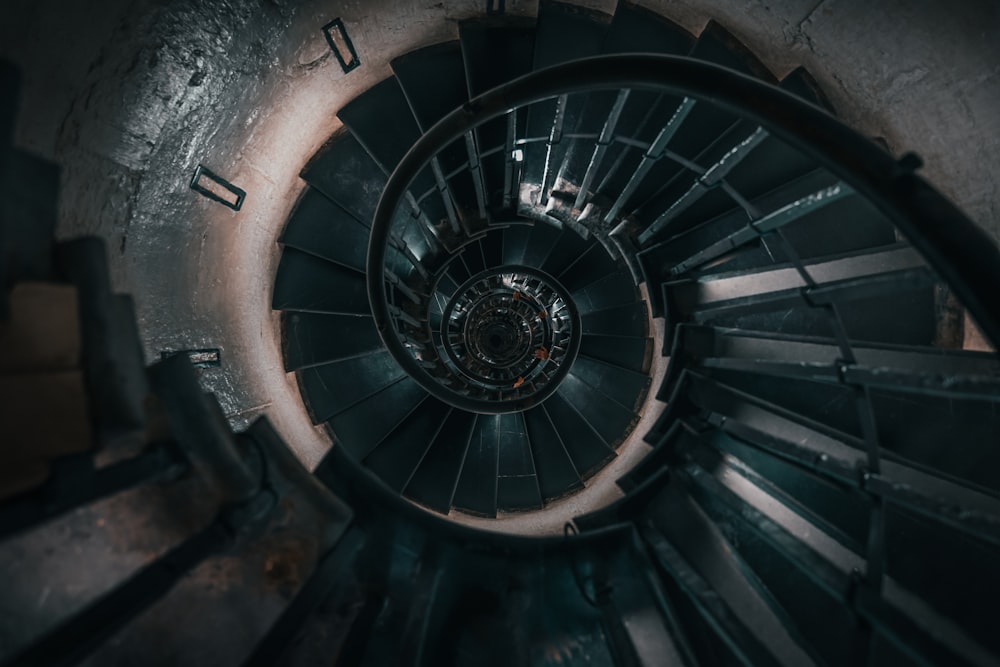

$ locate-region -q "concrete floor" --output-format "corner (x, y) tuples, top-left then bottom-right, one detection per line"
(2, 0), (998, 531)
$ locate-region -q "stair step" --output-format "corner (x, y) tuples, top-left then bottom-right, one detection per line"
(338, 77), (423, 175)
(243, 527), (367, 667)
(542, 391), (616, 478)
(272, 247), (369, 315)
(279, 188), (369, 272)
(391, 40), (481, 220)
(677, 324), (1000, 400)
(570, 354), (651, 411)
(705, 427), (869, 554)
(282, 312), (382, 371)
(580, 301), (649, 338)
(541, 227), (593, 277)
(496, 412), (544, 511)
(688, 21), (776, 82)
(557, 240), (617, 292)
(391, 41), (468, 132)
(779, 66), (835, 112)
(327, 376), (429, 463)
(299, 350), (407, 423)
(501, 224), (533, 265)
(519, 220), (562, 268)
(639, 175), (899, 317)
(557, 373), (637, 448)
(0, 370), (92, 490)
(570, 269), (638, 315)
(602, 1), (693, 55)
(460, 18), (536, 97)
(405, 409), (478, 515)
(338, 77), (446, 227)
(534, 1), (609, 69)
(301, 131), (386, 225)
(364, 396), (451, 488)
(451, 414), (499, 517)
(522, 405), (583, 500)
(662, 244), (937, 346)
(579, 334), (652, 373)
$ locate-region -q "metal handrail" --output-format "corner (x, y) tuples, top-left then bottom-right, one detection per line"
(368, 54), (1000, 412)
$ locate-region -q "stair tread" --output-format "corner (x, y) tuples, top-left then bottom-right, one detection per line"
(523, 405), (583, 500)
(329, 376), (430, 462)
(557, 373), (637, 448)
(502, 224), (534, 266)
(405, 409), (477, 514)
(557, 241), (617, 292)
(541, 227), (591, 276)
(282, 312), (382, 371)
(570, 354), (650, 411)
(338, 77), (423, 175)
(301, 131), (387, 225)
(602, 2), (693, 55)
(542, 392), (616, 478)
(519, 221), (563, 269)
(663, 244), (937, 346)
(392, 40), (469, 132)
(496, 412), (543, 511)
(533, 1), (609, 69)
(451, 414), (500, 517)
(299, 350), (407, 423)
(688, 21), (775, 82)
(580, 301), (649, 338)
(280, 188), (369, 272)
(570, 269), (638, 315)
(579, 334), (651, 373)
(460, 18), (536, 96)
(364, 396), (451, 489)
(272, 247), (369, 315)
(779, 66), (835, 112)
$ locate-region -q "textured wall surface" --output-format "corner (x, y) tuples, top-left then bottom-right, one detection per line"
(2, 0), (997, 472)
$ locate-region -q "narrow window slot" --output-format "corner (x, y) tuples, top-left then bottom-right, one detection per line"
(189, 165), (246, 211)
(161, 348), (222, 368)
(322, 18), (360, 73)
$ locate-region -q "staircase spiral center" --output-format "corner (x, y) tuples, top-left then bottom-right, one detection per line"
(439, 265), (580, 404)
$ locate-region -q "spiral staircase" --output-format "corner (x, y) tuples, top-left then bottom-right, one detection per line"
(3, 1), (1000, 666)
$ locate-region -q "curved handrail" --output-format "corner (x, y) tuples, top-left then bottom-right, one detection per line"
(368, 54), (1000, 410)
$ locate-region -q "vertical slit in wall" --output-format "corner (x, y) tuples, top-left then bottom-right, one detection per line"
(189, 165), (245, 211)
(322, 18), (360, 73)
